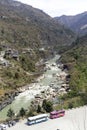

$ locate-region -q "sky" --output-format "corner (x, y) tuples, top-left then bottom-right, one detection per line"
(17, 0), (87, 17)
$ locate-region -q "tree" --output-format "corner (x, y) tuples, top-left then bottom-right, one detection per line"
(37, 105), (41, 113)
(45, 101), (53, 112)
(7, 108), (15, 119)
(42, 99), (47, 110)
(27, 109), (35, 117)
(42, 99), (53, 112)
(19, 107), (26, 118)
(68, 102), (73, 109)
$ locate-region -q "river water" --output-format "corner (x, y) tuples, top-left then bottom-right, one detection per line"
(0, 55), (66, 120)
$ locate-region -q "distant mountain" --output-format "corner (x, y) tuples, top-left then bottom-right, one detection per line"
(54, 11), (87, 36)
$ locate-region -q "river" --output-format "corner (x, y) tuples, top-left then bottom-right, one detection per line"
(0, 55), (67, 120)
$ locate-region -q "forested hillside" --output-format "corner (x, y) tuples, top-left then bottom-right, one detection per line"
(0, 0), (74, 48)
(60, 35), (87, 108)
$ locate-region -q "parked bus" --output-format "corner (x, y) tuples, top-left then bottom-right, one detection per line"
(0, 124), (6, 130)
(50, 110), (65, 119)
(27, 114), (48, 125)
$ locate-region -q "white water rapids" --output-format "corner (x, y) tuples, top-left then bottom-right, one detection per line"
(0, 55), (67, 120)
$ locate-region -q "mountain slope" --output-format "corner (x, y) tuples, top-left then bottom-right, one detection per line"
(60, 35), (87, 107)
(0, 0), (75, 105)
(55, 11), (87, 36)
(0, 0), (75, 49)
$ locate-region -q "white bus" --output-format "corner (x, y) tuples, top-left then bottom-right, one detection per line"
(27, 114), (48, 125)
(0, 124), (6, 130)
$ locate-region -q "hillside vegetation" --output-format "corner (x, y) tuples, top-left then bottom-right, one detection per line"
(0, 0), (74, 48)
(0, 0), (75, 104)
(60, 35), (87, 108)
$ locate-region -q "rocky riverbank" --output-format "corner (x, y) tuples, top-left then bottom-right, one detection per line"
(0, 91), (19, 111)
(31, 59), (69, 106)
(0, 55), (69, 120)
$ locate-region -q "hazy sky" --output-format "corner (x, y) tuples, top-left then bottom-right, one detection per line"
(17, 0), (87, 17)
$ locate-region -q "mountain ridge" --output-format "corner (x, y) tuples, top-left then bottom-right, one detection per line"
(54, 11), (87, 36)
(0, 0), (75, 48)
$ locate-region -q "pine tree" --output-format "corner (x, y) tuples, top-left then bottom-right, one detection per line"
(7, 108), (15, 119)
(19, 107), (26, 118)
(37, 105), (41, 113)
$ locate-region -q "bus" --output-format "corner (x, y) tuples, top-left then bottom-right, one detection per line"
(0, 124), (6, 130)
(50, 110), (65, 119)
(27, 114), (48, 125)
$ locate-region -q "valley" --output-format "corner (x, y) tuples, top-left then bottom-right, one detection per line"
(0, 54), (68, 120)
(0, 1), (87, 130)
